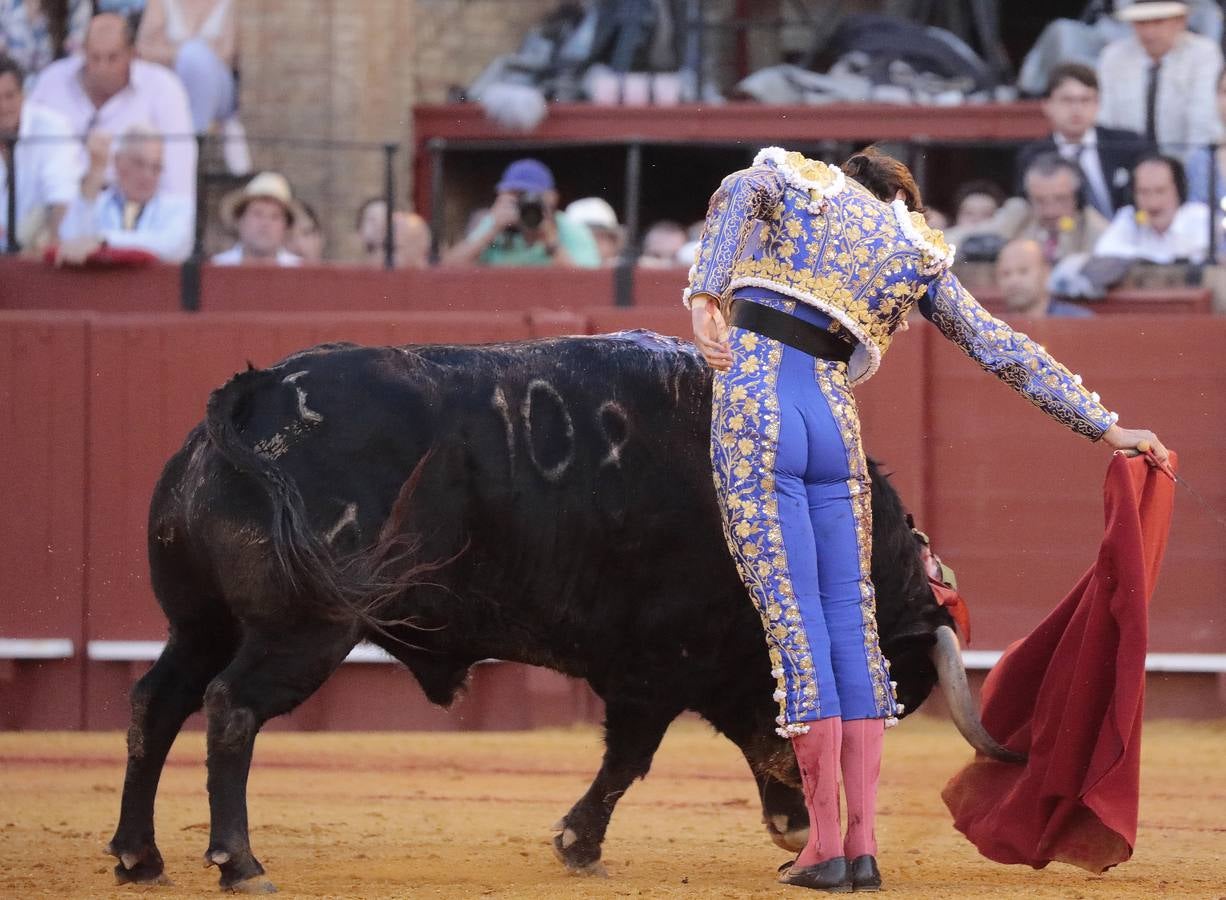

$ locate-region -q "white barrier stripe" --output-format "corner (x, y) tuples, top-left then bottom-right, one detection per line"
(962, 650), (1226, 673)
(85, 640), (400, 665)
(0, 638), (75, 659)
(78, 642), (1226, 673)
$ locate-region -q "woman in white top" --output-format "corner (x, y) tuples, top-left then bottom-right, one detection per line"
(136, 0), (249, 172)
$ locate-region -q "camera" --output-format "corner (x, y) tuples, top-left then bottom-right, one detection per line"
(517, 193), (546, 230)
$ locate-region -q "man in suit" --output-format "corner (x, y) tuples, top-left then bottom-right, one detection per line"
(1016, 63), (1153, 220)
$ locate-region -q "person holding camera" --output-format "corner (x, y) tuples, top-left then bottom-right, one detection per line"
(441, 158), (600, 268)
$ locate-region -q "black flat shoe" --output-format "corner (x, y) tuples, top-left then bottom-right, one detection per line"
(777, 855), (852, 892)
(849, 854), (882, 892)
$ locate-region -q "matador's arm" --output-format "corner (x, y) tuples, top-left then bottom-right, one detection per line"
(683, 166), (785, 308)
(918, 270), (1118, 440)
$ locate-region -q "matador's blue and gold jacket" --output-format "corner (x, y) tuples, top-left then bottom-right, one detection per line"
(684, 147), (1117, 440)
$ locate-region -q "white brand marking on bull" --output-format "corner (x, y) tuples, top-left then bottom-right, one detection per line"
(491, 386), (516, 470)
(283, 370), (324, 424)
(597, 401), (629, 467)
(521, 379), (574, 483)
(324, 503), (358, 545)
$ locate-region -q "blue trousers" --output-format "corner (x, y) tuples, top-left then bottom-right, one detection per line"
(710, 291), (899, 736)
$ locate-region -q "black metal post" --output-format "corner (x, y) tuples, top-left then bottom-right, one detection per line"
(5, 136), (18, 254)
(429, 138), (446, 265)
(382, 142), (397, 270)
(615, 142), (644, 308)
(1208, 142), (1218, 265)
(181, 133), (207, 311)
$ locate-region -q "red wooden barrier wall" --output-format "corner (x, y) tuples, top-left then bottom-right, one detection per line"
(0, 303), (1222, 729)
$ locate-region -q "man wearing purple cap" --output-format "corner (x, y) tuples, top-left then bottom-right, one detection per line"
(442, 157), (601, 268)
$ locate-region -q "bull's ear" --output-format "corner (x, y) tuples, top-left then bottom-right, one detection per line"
(246, 360), (257, 372)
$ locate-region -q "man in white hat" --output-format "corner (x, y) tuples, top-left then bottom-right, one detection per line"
(212, 171), (303, 266)
(564, 196), (624, 265)
(1097, 0), (1222, 162)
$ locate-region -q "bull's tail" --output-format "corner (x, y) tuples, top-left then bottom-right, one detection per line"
(204, 367), (389, 632)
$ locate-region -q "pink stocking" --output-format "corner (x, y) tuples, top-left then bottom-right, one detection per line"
(841, 717), (884, 859)
(790, 717), (843, 867)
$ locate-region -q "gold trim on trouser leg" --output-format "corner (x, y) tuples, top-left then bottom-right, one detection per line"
(711, 329), (819, 736)
(812, 359), (901, 723)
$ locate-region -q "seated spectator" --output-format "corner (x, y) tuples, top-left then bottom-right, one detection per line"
(56, 124), (192, 262)
(1186, 67), (1226, 210)
(1017, 63), (1152, 219)
(136, 0), (249, 174)
(923, 207), (950, 230)
(1094, 153), (1210, 262)
(565, 196), (624, 265)
(29, 11), (196, 197)
(952, 180), (1005, 228)
(0, 53), (82, 250)
(638, 219), (687, 267)
(440, 158), (600, 268)
(212, 170), (302, 266)
(996, 238), (1094, 318)
(1097, 1), (1222, 162)
(949, 154), (1109, 265)
(354, 197), (431, 268)
(0, 0), (90, 79)
(288, 199), (324, 263)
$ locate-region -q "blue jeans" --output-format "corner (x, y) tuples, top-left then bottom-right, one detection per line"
(709, 289), (899, 736)
(176, 38), (237, 132)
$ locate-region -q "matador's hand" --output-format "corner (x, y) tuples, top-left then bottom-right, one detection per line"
(1102, 424), (1171, 468)
(691, 294), (732, 371)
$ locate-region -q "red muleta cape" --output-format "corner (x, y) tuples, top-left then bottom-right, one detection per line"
(941, 453), (1176, 874)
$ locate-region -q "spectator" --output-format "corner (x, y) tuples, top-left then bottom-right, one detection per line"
(995, 238), (1094, 318)
(952, 180), (1005, 228)
(1097, 0), (1222, 161)
(1185, 67), (1226, 209)
(924, 208), (950, 230)
(1094, 153), (1210, 262)
(1017, 63), (1152, 219)
(565, 196), (624, 265)
(639, 219), (687, 267)
(0, 0), (90, 79)
(949, 154), (1109, 265)
(29, 12), (196, 197)
(212, 170), (302, 266)
(288, 199), (324, 263)
(354, 197), (431, 268)
(135, 0), (249, 175)
(0, 53), (82, 249)
(441, 158), (600, 268)
(56, 123), (192, 262)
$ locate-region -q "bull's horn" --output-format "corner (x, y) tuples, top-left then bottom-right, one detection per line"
(930, 625), (1026, 764)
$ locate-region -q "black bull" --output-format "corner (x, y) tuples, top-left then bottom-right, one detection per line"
(108, 331), (1011, 891)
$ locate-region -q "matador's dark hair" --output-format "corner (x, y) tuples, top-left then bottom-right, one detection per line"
(840, 146), (924, 213)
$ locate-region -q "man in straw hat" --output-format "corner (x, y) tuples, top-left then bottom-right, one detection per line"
(1097, 0), (1222, 162)
(213, 171), (303, 266)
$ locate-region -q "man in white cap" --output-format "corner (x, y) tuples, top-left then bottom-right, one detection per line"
(212, 171), (302, 266)
(564, 196), (624, 265)
(1097, 0), (1222, 162)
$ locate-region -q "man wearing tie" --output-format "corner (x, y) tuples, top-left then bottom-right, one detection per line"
(56, 124), (195, 263)
(1097, 0), (1221, 164)
(1016, 64), (1152, 221)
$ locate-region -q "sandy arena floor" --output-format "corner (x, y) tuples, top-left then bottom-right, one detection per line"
(1, 716), (1223, 899)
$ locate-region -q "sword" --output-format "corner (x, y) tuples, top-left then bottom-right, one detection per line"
(1121, 441), (1226, 531)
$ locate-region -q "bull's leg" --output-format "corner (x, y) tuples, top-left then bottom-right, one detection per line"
(107, 630), (236, 885)
(201, 624), (356, 892)
(752, 769), (811, 853)
(552, 699), (680, 875)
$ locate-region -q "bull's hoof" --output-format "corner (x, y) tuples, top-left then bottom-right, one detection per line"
(106, 839), (168, 885)
(205, 846), (271, 893)
(765, 815), (808, 853)
(550, 825), (608, 877)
